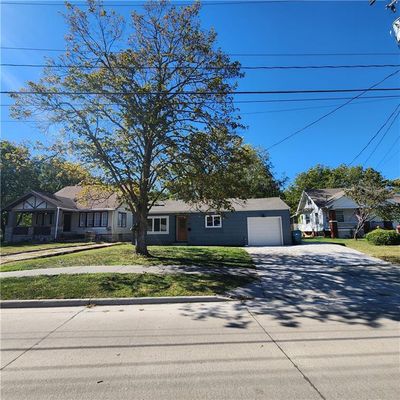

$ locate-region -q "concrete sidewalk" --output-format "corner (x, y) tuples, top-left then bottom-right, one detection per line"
(0, 264), (256, 278)
(0, 243), (121, 265)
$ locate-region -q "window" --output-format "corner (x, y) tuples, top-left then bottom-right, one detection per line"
(315, 213), (319, 225)
(305, 214), (310, 224)
(36, 213), (44, 226)
(35, 212), (53, 226)
(205, 214), (222, 228)
(94, 212), (101, 227)
(336, 210), (345, 223)
(101, 212), (108, 227)
(86, 212), (94, 227)
(79, 213), (86, 227)
(118, 212), (127, 228)
(79, 212), (108, 228)
(147, 216), (168, 234)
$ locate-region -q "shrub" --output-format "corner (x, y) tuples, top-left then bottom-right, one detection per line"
(365, 229), (400, 246)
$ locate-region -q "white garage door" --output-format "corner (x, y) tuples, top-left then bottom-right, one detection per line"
(247, 217), (283, 246)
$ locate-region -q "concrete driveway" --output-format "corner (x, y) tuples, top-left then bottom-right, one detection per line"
(245, 243), (400, 327)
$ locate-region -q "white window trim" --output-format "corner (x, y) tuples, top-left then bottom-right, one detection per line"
(147, 215), (169, 235)
(205, 214), (222, 229)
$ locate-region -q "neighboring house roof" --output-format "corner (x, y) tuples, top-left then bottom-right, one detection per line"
(5, 186), (121, 211)
(305, 188), (344, 208)
(54, 186), (120, 210)
(149, 197), (290, 214)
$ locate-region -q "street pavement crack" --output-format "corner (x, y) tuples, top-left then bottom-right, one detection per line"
(246, 307), (327, 400)
(1, 307), (86, 370)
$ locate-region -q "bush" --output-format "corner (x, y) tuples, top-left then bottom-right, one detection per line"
(366, 229), (400, 246)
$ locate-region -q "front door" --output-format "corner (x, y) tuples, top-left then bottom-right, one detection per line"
(176, 216), (188, 242)
(63, 213), (72, 232)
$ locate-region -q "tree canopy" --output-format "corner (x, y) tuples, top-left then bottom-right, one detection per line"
(284, 164), (390, 211)
(10, 0), (266, 254)
(345, 173), (399, 238)
(0, 140), (90, 210)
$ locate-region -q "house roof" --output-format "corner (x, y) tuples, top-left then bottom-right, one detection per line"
(149, 197), (290, 214)
(5, 186), (121, 211)
(54, 186), (120, 210)
(305, 188), (344, 208)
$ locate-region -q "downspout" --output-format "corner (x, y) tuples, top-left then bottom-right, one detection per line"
(54, 207), (60, 241)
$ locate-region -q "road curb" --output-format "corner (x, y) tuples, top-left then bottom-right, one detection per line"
(0, 295), (233, 308)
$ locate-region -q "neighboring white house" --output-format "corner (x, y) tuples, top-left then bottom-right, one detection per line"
(4, 186), (133, 243)
(295, 188), (399, 238)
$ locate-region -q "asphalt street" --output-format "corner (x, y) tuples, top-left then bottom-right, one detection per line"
(1, 301), (399, 400)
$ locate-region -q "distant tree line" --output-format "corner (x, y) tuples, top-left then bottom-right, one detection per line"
(0, 140), (91, 212)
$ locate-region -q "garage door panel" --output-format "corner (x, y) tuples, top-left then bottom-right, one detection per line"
(247, 217), (283, 246)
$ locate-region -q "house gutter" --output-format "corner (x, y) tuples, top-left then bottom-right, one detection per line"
(54, 207), (60, 240)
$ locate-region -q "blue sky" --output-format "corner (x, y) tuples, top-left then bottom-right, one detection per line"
(1, 0), (399, 184)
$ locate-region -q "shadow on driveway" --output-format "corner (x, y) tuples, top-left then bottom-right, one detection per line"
(181, 246), (400, 329)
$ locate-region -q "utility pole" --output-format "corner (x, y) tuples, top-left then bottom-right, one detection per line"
(370, 0), (400, 45)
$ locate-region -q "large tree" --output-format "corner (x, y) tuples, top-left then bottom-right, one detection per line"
(345, 174), (398, 239)
(11, 0), (253, 255)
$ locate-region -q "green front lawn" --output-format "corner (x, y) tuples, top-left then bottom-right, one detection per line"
(304, 237), (400, 265)
(0, 245), (254, 272)
(0, 273), (254, 300)
(1, 241), (89, 256)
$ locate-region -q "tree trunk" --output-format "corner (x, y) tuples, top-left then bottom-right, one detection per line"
(135, 207), (149, 256)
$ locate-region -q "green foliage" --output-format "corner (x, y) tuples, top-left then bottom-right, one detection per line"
(284, 164), (388, 211)
(365, 229), (400, 246)
(1, 140), (90, 210)
(345, 172), (395, 239)
(9, 1), (255, 254)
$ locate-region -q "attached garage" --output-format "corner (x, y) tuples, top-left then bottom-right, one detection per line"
(247, 216), (283, 246)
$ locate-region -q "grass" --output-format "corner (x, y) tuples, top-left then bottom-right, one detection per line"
(1, 241), (90, 256)
(0, 273), (254, 300)
(304, 237), (400, 265)
(0, 245), (254, 272)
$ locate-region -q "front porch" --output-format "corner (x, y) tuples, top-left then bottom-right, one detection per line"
(5, 209), (72, 243)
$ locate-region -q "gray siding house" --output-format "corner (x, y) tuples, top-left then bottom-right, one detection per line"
(145, 198), (292, 246)
(4, 186), (291, 246)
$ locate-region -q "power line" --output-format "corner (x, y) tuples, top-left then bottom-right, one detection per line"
(1, 46), (399, 57)
(377, 147), (400, 168)
(266, 69), (400, 151)
(376, 136), (400, 167)
(240, 97), (398, 115)
(348, 103), (400, 166)
(3, 62), (400, 70)
(2, 94), (400, 106)
(363, 108), (400, 165)
(2, 88), (400, 96)
(2, 97), (395, 122)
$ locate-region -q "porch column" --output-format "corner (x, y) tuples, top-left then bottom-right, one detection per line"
(4, 211), (17, 242)
(54, 207), (61, 240)
(328, 210), (338, 239)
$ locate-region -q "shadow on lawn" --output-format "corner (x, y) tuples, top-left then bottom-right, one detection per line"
(180, 249), (400, 329)
(150, 247), (253, 269)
